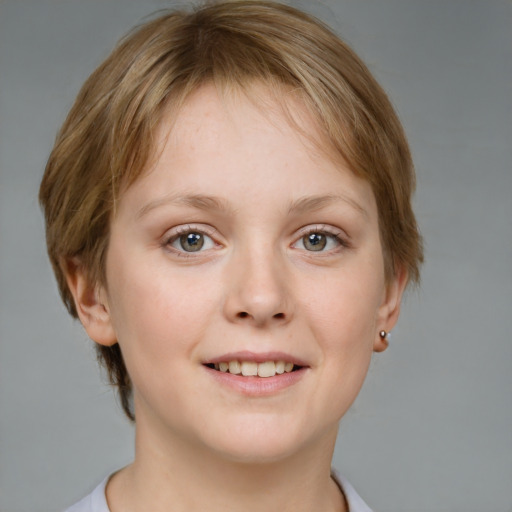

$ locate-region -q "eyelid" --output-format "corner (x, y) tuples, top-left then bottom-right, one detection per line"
(162, 224), (222, 254)
(169, 223), (218, 237)
(296, 224), (349, 242)
(292, 224), (351, 251)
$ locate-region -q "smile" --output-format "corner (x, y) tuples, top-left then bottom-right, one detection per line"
(205, 360), (300, 378)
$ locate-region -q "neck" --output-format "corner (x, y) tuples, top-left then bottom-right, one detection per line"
(107, 415), (346, 512)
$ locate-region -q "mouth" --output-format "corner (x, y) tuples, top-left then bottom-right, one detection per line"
(204, 360), (304, 378)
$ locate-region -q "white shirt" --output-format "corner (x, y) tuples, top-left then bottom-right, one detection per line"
(64, 471), (373, 512)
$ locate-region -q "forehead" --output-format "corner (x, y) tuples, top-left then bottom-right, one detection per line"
(118, 82), (376, 221)
(146, 81), (343, 173)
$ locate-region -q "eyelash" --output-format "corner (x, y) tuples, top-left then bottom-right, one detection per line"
(162, 224), (350, 258)
(295, 225), (350, 252)
(162, 225), (219, 258)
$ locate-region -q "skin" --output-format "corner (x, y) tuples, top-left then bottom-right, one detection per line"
(66, 83), (406, 512)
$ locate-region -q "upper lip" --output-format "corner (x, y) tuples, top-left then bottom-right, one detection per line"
(203, 351), (309, 367)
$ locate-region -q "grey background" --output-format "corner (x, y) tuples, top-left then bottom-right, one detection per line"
(1, 1), (511, 511)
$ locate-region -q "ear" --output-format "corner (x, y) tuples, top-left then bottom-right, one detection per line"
(63, 258), (117, 347)
(374, 266), (408, 353)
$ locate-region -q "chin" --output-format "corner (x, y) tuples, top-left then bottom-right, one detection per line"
(198, 415), (328, 465)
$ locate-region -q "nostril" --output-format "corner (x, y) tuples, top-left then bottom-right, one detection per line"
(234, 311), (286, 321)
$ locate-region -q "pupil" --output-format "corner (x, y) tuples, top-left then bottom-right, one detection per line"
(305, 233), (326, 251)
(180, 233), (204, 251)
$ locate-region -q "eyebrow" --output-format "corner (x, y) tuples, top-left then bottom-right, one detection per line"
(136, 193), (233, 219)
(287, 194), (368, 218)
(136, 192), (368, 219)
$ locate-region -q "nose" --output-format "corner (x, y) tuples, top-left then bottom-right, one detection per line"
(223, 247), (293, 328)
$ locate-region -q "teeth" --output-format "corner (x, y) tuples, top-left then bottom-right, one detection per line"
(258, 361), (276, 378)
(228, 360), (241, 374)
(211, 360), (298, 377)
(241, 361), (258, 376)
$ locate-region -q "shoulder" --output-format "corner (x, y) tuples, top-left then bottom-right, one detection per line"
(332, 470), (374, 512)
(62, 476), (110, 512)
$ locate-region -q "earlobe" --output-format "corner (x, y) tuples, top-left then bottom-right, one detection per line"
(63, 258), (117, 347)
(374, 266), (408, 353)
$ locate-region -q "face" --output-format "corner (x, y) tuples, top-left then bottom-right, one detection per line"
(78, 84), (404, 463)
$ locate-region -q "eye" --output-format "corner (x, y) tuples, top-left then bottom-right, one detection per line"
(303, 232), (327, 251)
(167, 229), (216, 253)
(293, 227), (346, 252)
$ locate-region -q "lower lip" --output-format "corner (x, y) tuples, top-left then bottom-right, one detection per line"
(204, 366), (308, 396)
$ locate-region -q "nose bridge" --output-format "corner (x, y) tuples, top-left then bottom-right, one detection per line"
(224, 237), (291, 326)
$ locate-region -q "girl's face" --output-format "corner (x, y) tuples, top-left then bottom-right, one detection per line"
(85, 84), (404, 462)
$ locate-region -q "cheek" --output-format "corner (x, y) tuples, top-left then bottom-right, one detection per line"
(303, 268), (383, 336)
(304, 270), (383, 413)
(297, 256), (385, 379)
(103, 262), (221, 411)
(105, 259), (219, 361)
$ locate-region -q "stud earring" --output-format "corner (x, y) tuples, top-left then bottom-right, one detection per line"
(379, 330), (391, 341)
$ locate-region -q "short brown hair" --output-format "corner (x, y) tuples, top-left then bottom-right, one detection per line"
(40, 0), (423, 420)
